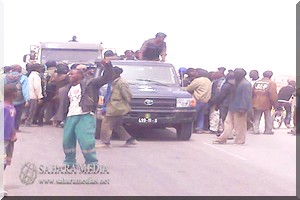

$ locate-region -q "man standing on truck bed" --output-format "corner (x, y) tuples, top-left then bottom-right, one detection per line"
(138, 32), (167, 62)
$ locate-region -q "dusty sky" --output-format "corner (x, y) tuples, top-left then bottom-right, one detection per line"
(2, 0), (297, 76)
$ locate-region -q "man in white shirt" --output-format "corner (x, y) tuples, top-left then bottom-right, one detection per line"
(24, 64), (43, 126)
(56, 59), (112, 166)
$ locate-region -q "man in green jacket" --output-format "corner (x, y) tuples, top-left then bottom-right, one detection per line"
(97, 66), (138, 148)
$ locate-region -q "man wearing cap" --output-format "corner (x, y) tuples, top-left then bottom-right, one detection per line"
(139, 32), (167, 62)
(217, 67), (226, 77)
(252, 70), (277, 134)
(123, 50), (136, 60)
(214, 68), (252, 144)
(97, 66), (138, 147)
(182, 68), (197, 87)
(213, 71), (236, 135)
(69, 35), (78, 42)
(103, 50), (122, 60)
(249, 70), (260, 86)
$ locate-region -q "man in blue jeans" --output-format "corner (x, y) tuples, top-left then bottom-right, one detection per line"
(186, 69), (212, 134)
(56, 59), (112, 166)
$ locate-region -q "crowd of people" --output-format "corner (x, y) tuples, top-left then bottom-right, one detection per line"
(1, 32), (297, 195)
(1, 54), (139, 195)
(178, 66), (297, 144)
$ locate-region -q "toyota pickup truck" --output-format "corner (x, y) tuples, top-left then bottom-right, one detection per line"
(96, 60), (196, 140)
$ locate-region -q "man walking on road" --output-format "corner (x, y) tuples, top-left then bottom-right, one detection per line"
(214, 68), (252, 144)
(97, 66), (138, 147)
(252, 71), (277, 135)
(56, 58), (112, 166)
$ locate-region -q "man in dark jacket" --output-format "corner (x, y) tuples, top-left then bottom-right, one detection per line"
(56, 58), (112, 166)
(214, 68), (252, 144)
(208, 71), (225, 134)
(276, 80), (296, 128)
(213, 72), (235, 136)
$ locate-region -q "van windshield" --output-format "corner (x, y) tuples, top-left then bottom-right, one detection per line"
(114, 64), (178, 86)
(41, 48), (100, 64)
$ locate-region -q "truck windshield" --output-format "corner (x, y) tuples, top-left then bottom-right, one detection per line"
(41, 49), (100, 64)
(115, 65), (178, 86)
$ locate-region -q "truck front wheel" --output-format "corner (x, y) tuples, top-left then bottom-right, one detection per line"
(176, 122), (193, 141)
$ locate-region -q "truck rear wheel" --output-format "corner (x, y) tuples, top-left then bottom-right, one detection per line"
(176, 122), (193, 141)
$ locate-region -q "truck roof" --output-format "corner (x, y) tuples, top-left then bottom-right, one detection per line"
(111, 60), (174, 67)
(39, 42), (104, 50)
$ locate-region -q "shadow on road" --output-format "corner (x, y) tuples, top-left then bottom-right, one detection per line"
(113, 127), (178, 142)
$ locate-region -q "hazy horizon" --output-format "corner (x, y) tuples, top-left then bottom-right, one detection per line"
(2, 0), (297, 76)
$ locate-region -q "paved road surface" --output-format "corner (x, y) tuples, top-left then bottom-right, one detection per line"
(4, 124), (296, 196)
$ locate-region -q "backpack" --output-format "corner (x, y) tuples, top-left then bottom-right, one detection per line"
(14, 81), (24, 102)
(4, 76), (24, 102)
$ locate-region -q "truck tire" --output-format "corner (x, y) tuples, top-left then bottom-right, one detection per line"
(176, 122), (193, 141)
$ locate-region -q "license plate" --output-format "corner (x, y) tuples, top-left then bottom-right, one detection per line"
(138, 118), (158, 123)
(138, 113), (158, 123)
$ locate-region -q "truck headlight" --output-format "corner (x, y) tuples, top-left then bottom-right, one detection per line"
(176, 98), (196, 108)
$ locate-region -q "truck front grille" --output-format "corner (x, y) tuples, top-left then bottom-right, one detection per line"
(130, 98), (176, 109)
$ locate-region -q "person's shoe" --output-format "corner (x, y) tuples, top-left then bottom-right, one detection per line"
(212, 139), (226, 144)
(234, 141), (246, 145)
(286, 124), (291, 129)
(216, 133), (221, 137)
(264, 131), (274, 135)
(194, 129), (204, 134)
(227, 137), (234, 140)
(95, 142), (112, 148)
(252, 132), (260, 135)
(44, 121), (52, 125)
(209, 130), (218, 134)
(56, 122), (64, 128)
(125, 138), (138, 146)
(24, 121), (31, 127)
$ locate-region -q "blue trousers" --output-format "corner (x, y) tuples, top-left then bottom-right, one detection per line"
(195, 101), (209, 131)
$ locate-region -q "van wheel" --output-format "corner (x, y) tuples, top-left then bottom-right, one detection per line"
(176, 122), (193, 141)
